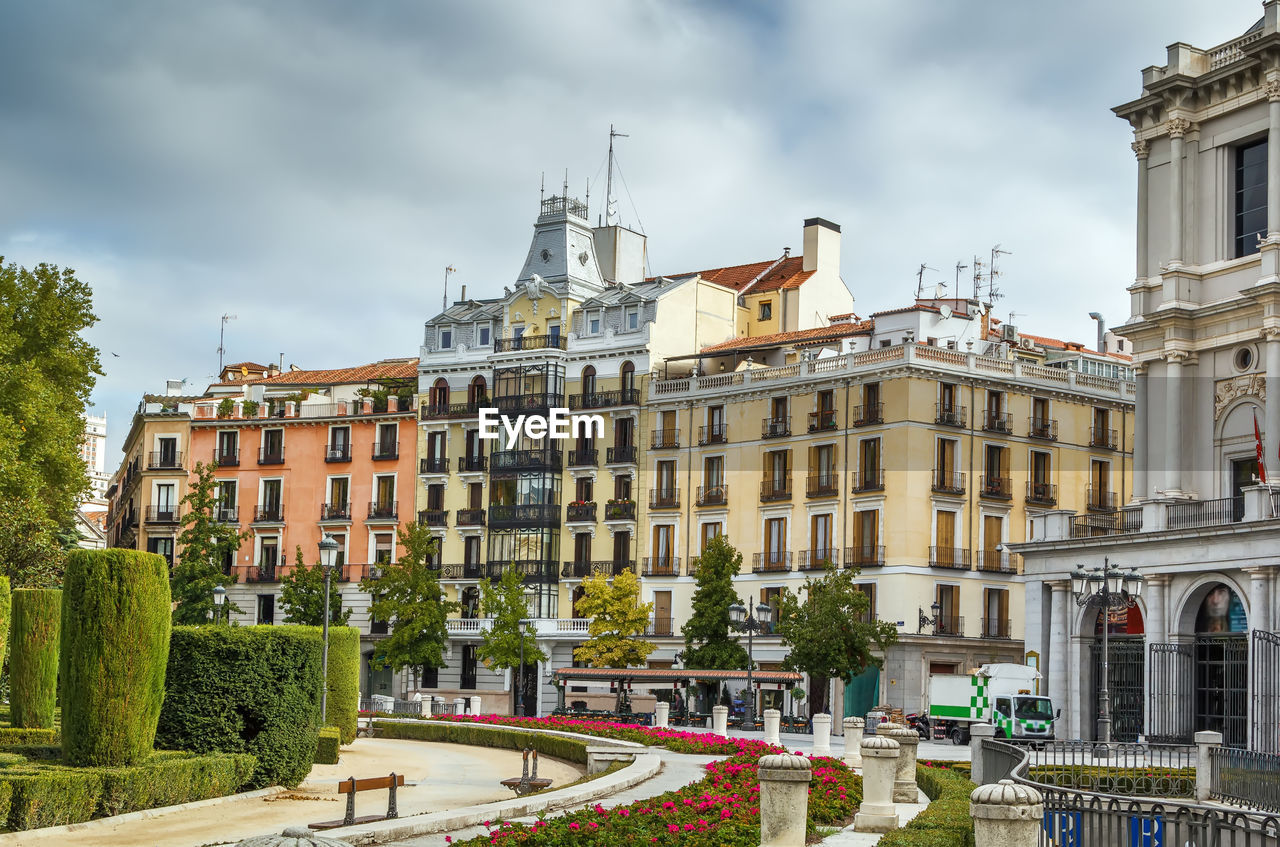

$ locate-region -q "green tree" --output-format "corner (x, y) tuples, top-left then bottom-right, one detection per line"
(477, 567), (548, 711)
(0, 497), (65, 588)
(681, 534), (749, 671)
(573, 569), (655, 712)
(170, 461), (246, 624)
(280, 545), (350, 626)
(359, 523), (456, 689)
(775, 566), (899, 694)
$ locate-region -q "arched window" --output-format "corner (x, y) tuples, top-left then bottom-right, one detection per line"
(581, 365), (597, 396)
(431, 378), (449, 409)
(468, 375), (487, 405)
(620, 361), (635, 394)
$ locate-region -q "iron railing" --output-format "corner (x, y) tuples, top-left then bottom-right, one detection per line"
(421, 400), (486, 419)
(979, 474), (1012, 499)
(696, 485), (728, 506)
(490, 448), (562, 471)
(844, 545), (885, 568)
(1167, 496), (1240, 529)
(808, 409), (838, 432)
(978, 549), (1016, 573)
(568, 448), (597, 467)
(488, 503), (558, 527)
(258, 446), (284, 465)
(561, 560), (634, 579)
(325, 444), (351, 462)
(493, 333), (567, 352)
(806, 474), (839, 497)
(367, 501), (397, 520)
(603, 500), (636, 520)
(1071, 508), (1143, 537)
(1086, 485), (1117, 511)
(1028, 416), (1058, 440)
(935, 403), (965, 427)
(979, 617), (1012, 638)
(566, 502), (596, 522)
(853, 403), (883, 426)
(929, 546), (970, 569)
(761, 416), (790, 438)
(456, 508), (485, 526)
(457, 455), (487, 472)
(147, 450), (184, 469)
(420, 456), (448, 474)
(320, 502), (350, 521)
(1026, 481), (1058, 506)
(253, 504), (284, 523)
(649, 488), (680, 509)
(606, 445), (637, 464)
(568, 389), (639, 410)
(760, 477), (792, 501)
(372, 440), (399, 460)
(641, 557), (680, 577)
(418, 509), (448, 527)
(983, 409), (1013, 433)
(752, 552), (791, 573)
(1255, 630), (1280, 754)
(645, 617), (677, 637)
(1212, 746), (1280, 812)
(145, 506), (178, 523)
(213, 448), (239, 467)
(1090, 426), (1119, 449)
(650, 429), (679, 449)
(699, 423), (728, 445)
(797, 549), (840, 570)
(932, 470), (965, 494)
(853, 469), (884, 492)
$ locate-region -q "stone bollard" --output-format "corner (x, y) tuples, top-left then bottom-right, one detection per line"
(654, 701), (670, 729)
(854, 735), (900, 832)
(970, 723), (996, 787)
(970, 779), (1044, 847)
(454, 697), (467, 715)
(758, 753), (811, 847)
(469, 695), (483, 715)
(712, 705), (728, 737)
(886, 726), (920, 802)
(763, 708), (781, 746)
(812, 713), (833, 755)
(1195, 730), (1223, 802)
(842, 717), (864, 769)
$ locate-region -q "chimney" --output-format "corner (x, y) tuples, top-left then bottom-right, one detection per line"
(165, 379), (184, 396)
(461, 284), (467, 301)
(802, 218), (841, 274)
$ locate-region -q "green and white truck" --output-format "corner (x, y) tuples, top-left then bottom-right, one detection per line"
(926, 663), (1057, 745)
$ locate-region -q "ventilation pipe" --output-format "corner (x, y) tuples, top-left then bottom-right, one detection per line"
(1088, 312), (1105, 353)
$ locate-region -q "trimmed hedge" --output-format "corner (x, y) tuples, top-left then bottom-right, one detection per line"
(315, 726), (340, 765)
(296, 625), (359, 744)
(157, 626), (323, 788)
(1028, 764), (1195, 797)
(0, 577), (10, 672)
(0, 728), (58, 747)
(60, 550), (171, 766)
(876, 763), (976, 847)
(374, 719), (590, 765)
(10, 588), (61, 729)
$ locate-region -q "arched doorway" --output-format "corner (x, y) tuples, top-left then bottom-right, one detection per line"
(430, 378), (449, 410)
(1089, 604), (1145, 742)
(580, 365), (596, 398)
(1194, 582), (1248, 747)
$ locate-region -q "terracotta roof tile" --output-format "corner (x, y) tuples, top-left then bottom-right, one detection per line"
(253, 359), (419, 386)
(701, 321), (872, 354)
(654, 256), (818, 293)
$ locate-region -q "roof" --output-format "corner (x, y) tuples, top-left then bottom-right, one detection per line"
(701, 321), (872, 354)
(655, 255), (816, 294)
(223, 361), (270, 372)
(553, 667), (803, 685)
(253, 359), (419, 386)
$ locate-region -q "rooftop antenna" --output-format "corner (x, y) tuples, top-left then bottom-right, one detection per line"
(954, 261), (968, 293)
(604, 124), (629, 226)
(217, 313), (237, 373)
(443, 265), (456, 312)
(972, 256), (986, 301)
(540, 172), (545, 204)
(989, 244), (1012, 302)
(915, 264), (937, 299)
(563, 169), (568, 198)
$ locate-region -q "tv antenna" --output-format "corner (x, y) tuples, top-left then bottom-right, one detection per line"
(443, 265), (457, 312)
(915, 264), (938, 299)
(604, 124), (629, 226)
(217, 313), (237, 373)
(972, 256), (987, 301)
(988, 244), (1012, 302)
(954, 261), (968, 293)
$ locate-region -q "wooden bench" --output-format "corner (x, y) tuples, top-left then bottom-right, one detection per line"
(309, 773), (404, 830)
(500, 748), (552, 796)
(356, 715), (377, 738)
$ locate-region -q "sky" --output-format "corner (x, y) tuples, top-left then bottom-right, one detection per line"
(0, 1), (1259, 462)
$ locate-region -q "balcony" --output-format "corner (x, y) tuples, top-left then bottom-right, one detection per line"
(979, 475), (1012, 500)
(1026, 481), (1058, 507)
(245, 566), (278, 583)
(853, 403), (884, 427)
(935, 403), (966, 428)
(569, 389), (639, 410)
(853, 470), (884, 493)
(649, 489), (680, 510)
(493, 334), (567, 353)
(253, 504), (284, 523)
(606, 445), (637, 465)
(978, 550), (1016, 574)
(566, 502), (597, 522)
(752, 552), (792, 573)
(645, 617), (677, 637)
(603, 500), (636, 520)
(651, 429), (680, 449)
(762, 417), (791, 439)
(457, 508), (486, 526)
(488, 503), (559, 528)
(980, 618), (1012, 639)
(1028, 417), (1058, 441)
(807, 474), (839, 498)
(445, 617), (493, 635)
(490, 448), (562, 472)
(808, 409), (838, 433)
(258, 447), (285, 465)
(421, 400), (487, 420)
(561, 560), (635, 579)
(319, 502), (350, 521)
(760, 478), (792, 502)
(418, 509), (448, 527)
(931, 470), (966, 495)
(420, 457), (449, 474)
(214, 506), (239, 524)
(1087, 485), (1117, 512)
(798, 549), (840, 571)
(1090, 427), (1118, 450)
(325, 444), (351, 463)
(568, 448), (597, 467)
(699, 423), (728, 445)
(367, 501), (398, 521)
(440, 562), (486, 580)
(145, 506), (178, 524)
(213, 448), (239, 467)
(845, 545), (886, 568)
(982, 410), (1012, 434)
(492, 393), (563, 415)
(931, 615), (965, 637)
(373, 441), (399, 461)
(458, 455), (487, 473)
(696, 484), (728, 507)
(147, 451), (183, 470)
(641, 557), (681, 577)
(929, 547), (970, 570)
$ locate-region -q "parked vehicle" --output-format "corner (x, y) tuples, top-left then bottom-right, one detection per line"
(905, 711), (930, 739)
(926, 663), (1057, 745)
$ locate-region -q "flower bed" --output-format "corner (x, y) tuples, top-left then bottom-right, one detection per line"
(425, 713), (774, 756)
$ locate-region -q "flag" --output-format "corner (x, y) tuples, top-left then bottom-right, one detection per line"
(1255, 409), (1268, 484)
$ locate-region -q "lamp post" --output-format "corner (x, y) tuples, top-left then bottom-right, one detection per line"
(1071, 558), (1144, 749)
(917, 600), (943, 634)
(318, 534), (339, 726)
(728, 599), (774, 727)
(212, 584), (226, 625)
(515, 618), (535, 717)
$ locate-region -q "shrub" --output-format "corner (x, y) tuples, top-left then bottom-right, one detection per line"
(0, 729), (58, 747)
(377, 720), (591, 765)
(9, 588), (61, 729)
(0, 577), (10, 671)
(295, 625), (360, 744)
(315, 727), (340, 765)
(60, 550), (171, 767)
(157, 626), (323, 788)
(6, 769), (102, 830)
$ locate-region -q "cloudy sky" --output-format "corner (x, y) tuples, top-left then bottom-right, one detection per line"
(0, 1), (1258, 460)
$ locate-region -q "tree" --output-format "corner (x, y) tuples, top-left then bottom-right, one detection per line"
(359, 522), (455, 689)
(0, 496), (67, 588)
(477, 567), (548, 712)
(280, 545), (350, 626)
(775, 566), (899, 706)
(681, 534), (749, 671)
(170, 461), (246, 624)
(573, 570), (655, 713)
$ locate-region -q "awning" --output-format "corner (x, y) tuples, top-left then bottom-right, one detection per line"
(554, 667), (802, 686)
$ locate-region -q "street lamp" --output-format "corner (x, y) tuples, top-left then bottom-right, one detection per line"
(728, 599), (774, 727)
(1071, 558), (1144, 749)
(918, 600), (944, 634)
(515, 618), (536, 717)
(212, 585), (226, 625)
(318, 534), (340, 725)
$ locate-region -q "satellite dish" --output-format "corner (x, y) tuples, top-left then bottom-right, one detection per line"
(939, 304), (953, 318)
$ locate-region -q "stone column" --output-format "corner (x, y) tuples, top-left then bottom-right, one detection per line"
(854, 735), (900, 833)
(1165, 352), (1186, 495)
(1265, 329), (1280, 474)
(1048, 582), (1069, 731)
(886, 727), (920, 802)
(469, 695), (483, 715)
(711, 705), (728, 738)
(1195, 730), (1223, 802)
(453, 697), (466, 715)
(970, 780), (1044, 847)
(758, 753), (812, 847)
(1168, 117), (1189, 264)
(763, 708), (781, 746)
(970, 723), (996, 787)
(812, 713), (832, 755)
(654, 701), (669, 729)
(1133, 366), (1148, 499)
(1270, 80), (1280, 235)
(1134, 137), (1150, 281)
(842, 717), (864, 769)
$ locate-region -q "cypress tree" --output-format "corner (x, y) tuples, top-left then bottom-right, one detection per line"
(9, 588), (60, 728)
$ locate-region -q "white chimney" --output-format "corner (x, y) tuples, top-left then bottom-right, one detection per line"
(802, 218), (841, 274)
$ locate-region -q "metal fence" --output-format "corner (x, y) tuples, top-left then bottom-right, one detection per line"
(1255, 630), (1280, 755)
(1023, 741), (1196, 799)
(358, 697), (425, 715)
(1211, 746), (1280, 814)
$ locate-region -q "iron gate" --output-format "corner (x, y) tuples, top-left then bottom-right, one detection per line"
(1255, 630), (1280, 754)
(1089, 637), (1144, 742)
(1150, 642), (1194, 743)
(1196, 634), (1248, 749)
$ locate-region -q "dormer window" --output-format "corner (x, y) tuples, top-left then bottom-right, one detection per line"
(477, 323), (491, 346)
(624, 307), (639, 332)
(759, 301), (773, 321)
(439, 327), (453, 349)
(588, 314), (601, 335)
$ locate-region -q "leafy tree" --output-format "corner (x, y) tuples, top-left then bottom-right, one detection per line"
(775, 566), (899, 704)
(681, 534), (749, 671)
(280, 545), (350, 626)
(573, 570), (655, 712)
(170, 461), (246, 624)
(0, 497), (67, 588)
(477, 567), (548, 711)
(359, 523), (456, 689)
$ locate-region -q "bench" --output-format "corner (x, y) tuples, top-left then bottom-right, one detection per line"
(309, 772), (404, 830)
(356, 715), (377, 738)
(500, 748), (552, 796)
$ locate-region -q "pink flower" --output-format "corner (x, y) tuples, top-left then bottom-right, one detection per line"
(668, 824), (679, 833)
(569, 823), (580, 830)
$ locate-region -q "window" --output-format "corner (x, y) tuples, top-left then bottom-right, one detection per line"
(155, 483), (175, 518)
(1236, 139), (1268, 258)
(574, 532), (592, 564)
(764, 518), (787, 565)
(477, 323), (491, 346)
(936, 584), (959, 633)
(259, 537), (279, 570)
(704, 455), (724, 487)
(374, 475), (396, 512)
(328, 477), (349, 515)
(257, 595), (275, 626)
(426, 483), (445, 511)
(157, 437), (178, 466)
(575, 476), (593, 502)
(984, 588), (1010, 637)
(330, 534), (347, 568)
(581, 365), (596, 395)
(858, 438), (880, 488)
(548, 323), (561, 342)
(936, 510), (957, 559)
(855, 582), (877, 621)
(513, 324), (526, 340)
(853, 509), (879, 558)
(464, 536), (482, 566)
(217, 430), (238, 463)
(146, 537), (174, 567)
(440, 326), (454, 349)
(461, 645), (478, 689)
(651, 525), (674, 570)
(700, 522), (722, 550)
(759, 300), (773, 321)
(374, 533), (394, 564)
(624, 307), (639, 331)
(588, 314), (601, 335)
(1032, 451), (1051, 486)
(613, 530), (632, 563)
(614, 474), (632, 501)
(810, 513), (833, 560)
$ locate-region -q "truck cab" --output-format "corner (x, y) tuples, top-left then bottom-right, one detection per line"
(993, 693), (1055, 740)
